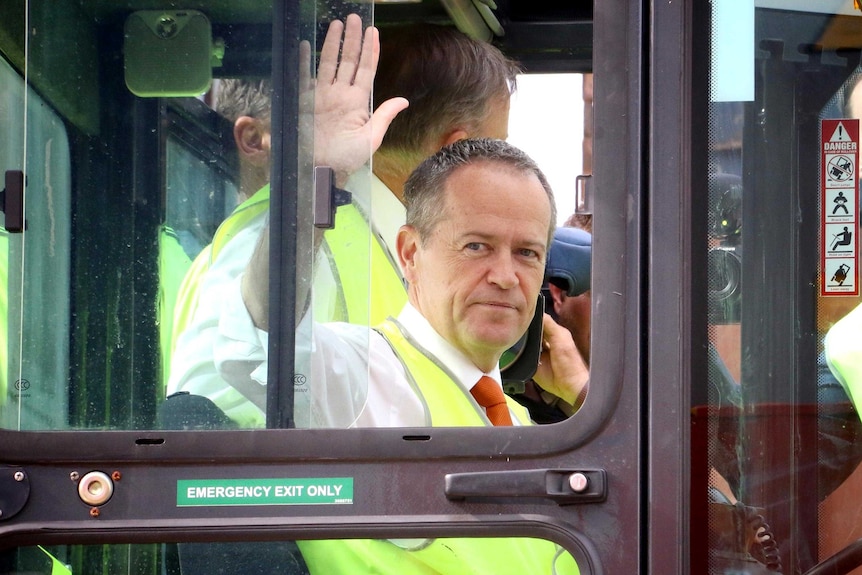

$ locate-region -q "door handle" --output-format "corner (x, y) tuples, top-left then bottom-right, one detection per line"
(445, 468), (606, 505)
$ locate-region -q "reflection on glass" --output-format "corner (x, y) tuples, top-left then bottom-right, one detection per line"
(0, 1), (274, 431)
(0, 56), (71, 432)
(1, 1), (590, 433)
(700, 4), (862, 574)
(817, 66), (862, 570)
(0, 538), (579, 575)
(164, 16), (590, 429)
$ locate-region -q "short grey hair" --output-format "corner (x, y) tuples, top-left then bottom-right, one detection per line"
(404, 138), (556, 245)
(214, 78), (272, 124)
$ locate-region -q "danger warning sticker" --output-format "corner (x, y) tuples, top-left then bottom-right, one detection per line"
(822, 119), (860, 295)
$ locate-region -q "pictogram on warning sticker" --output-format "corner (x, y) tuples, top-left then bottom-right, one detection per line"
(826, 154), (855, 187)
(822, 119), (860, 296)
(826, 259), (856, 291)
(826, 189), (855, 222)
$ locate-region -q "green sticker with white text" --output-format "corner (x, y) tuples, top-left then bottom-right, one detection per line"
(177, 477), (354, 507)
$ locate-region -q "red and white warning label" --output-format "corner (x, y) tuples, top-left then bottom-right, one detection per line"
(822, 119), (859, 296)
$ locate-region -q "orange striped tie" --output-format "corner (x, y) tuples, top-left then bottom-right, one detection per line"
(470, 376), (513, 426)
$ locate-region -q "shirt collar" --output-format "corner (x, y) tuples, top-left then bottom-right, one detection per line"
(396, 303), (503, 393)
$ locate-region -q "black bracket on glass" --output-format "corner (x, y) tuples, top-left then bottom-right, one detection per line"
(0, 170), (26, 233)
(313, 166), (352, 229)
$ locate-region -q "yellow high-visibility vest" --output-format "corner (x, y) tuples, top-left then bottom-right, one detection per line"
(825, 302), (862, 414)
(297, 319), (577, 575)
(375, 318), (531, 426)
(170, 184), (406, 351)
(38, 546), (73, 575)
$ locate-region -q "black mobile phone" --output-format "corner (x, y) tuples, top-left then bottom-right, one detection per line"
(500, 294), (545, 395)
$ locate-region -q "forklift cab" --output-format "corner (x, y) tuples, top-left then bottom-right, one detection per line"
(4, 0), (862, 573)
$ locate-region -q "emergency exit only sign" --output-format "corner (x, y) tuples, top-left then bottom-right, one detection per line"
(822, 118), (860, 296)
(177, 477), (354, 507)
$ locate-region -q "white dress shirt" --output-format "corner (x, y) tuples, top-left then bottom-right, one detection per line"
(166, 171), (411, 426)
(211, 295), (505, 428)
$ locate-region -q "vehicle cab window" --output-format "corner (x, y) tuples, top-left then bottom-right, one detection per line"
(0, 1), (636, 574)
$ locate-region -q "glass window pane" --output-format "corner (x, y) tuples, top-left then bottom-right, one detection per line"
(2, 1), (592, 433)
(0, 2), (273, 431)
(0, 55), (71, 431)
(699, 3), (862, 572)
(0, 537), (581, 575)
(171, 8), (592, 430)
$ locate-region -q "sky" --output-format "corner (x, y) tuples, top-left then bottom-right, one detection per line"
(507, 73), (586, 226)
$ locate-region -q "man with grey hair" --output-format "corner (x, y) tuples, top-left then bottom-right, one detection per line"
(212, 78), (273, 203)
(176, 141), (588, 571)
(227, 138), (588, 428)
(168, 21), (528, 426)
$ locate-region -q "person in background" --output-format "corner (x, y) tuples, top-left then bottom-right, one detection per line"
(545, 225), (592, 366)
(511, 220), (591, 423)
(159, 78), (274, 389)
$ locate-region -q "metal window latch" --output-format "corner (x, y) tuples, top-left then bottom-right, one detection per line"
(0, 170), (26, 233)
(445, 468), (607, 505)
(313, 166), (352, 229)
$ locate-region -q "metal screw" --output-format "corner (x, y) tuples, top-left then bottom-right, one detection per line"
(70, 471), (79, 482)
(13, 471), (24, 482)
(89, 507), (100, 517)
(111, 471), (122, 481)
(568, 472), (589, 493)
(156, 16), (178, 39)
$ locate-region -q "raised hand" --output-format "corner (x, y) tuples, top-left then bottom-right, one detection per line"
(303, 14), (409, 186)
(244, 15), (408, 331)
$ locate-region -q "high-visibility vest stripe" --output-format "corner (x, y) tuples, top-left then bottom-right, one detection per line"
(298, 321), (577, 575)
(171, 185), (405, 343)
(825, 302), (862, 412)
(375, 318), (531, 426)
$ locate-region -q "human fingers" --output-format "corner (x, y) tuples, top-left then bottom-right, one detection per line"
(352, 25), (379, 91)
(368, 97), (410, 151)
(298, 40), (312, 92)
(541, 313), (575, 352)
(335, 13), (364, 85)
(317, 18), (344, 85)
(534, 314), (588, 402)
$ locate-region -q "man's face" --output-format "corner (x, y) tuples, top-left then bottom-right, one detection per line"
(399, 161), (551, 371)
(553, 288), (591, 366)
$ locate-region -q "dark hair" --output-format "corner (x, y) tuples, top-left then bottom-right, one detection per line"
(404, 138), (556, 244)
(375, 25), (520, 162)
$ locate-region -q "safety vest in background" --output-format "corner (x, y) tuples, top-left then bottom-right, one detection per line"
(158, 227), (193, 395)
(38, 546), (73, 575)
(825, 301), (862, 414)
(297, 318), (578, 575)
(170, 184), (406, 357)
